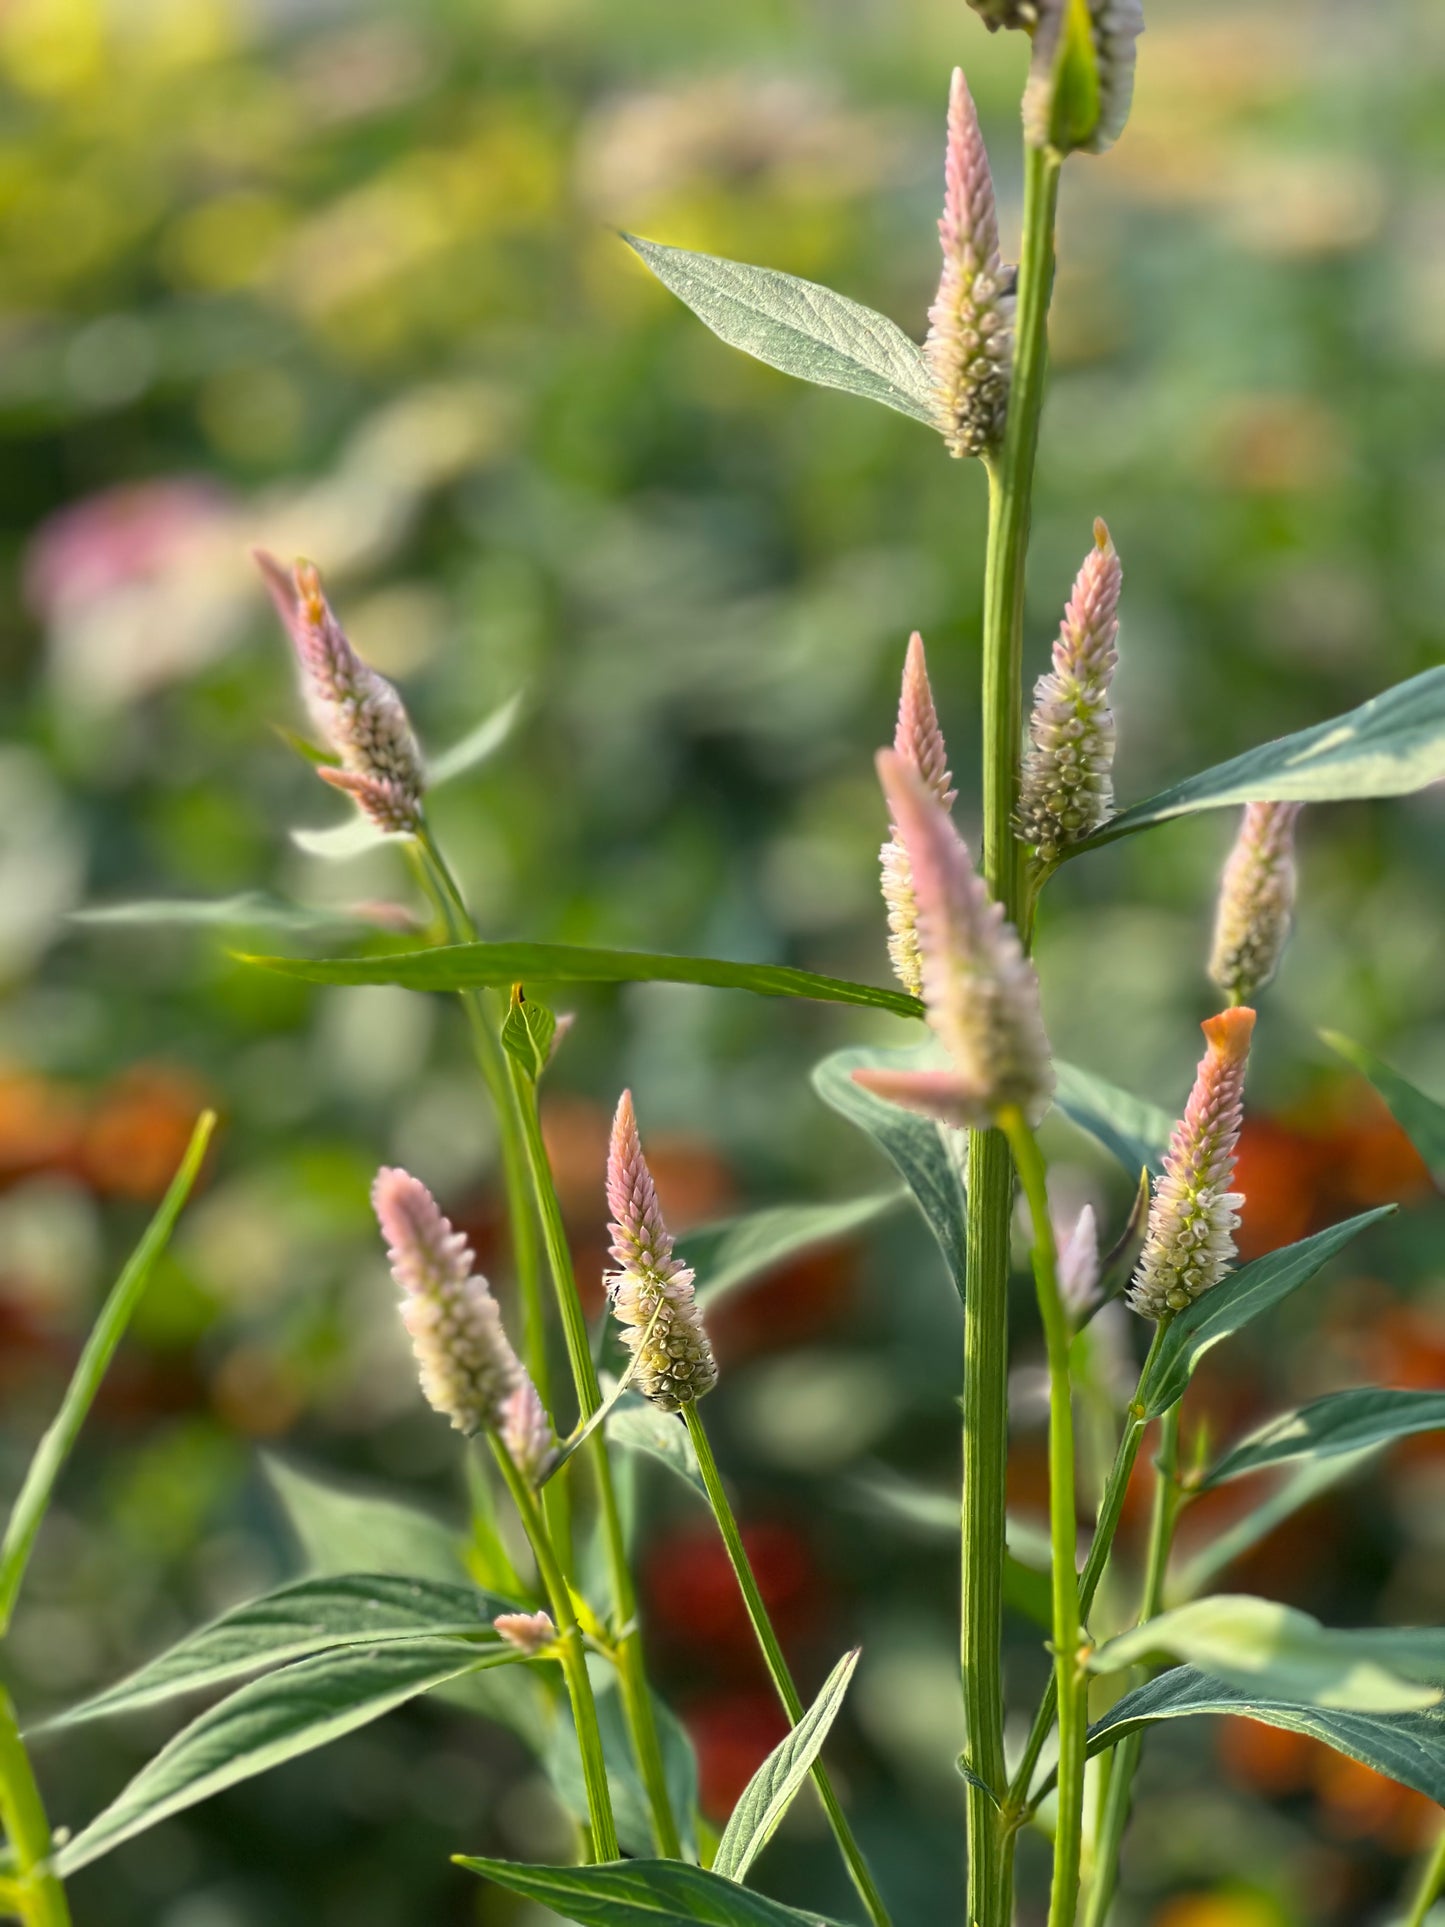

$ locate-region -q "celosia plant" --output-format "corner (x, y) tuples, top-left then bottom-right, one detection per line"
(4, 10), (1445, 1927)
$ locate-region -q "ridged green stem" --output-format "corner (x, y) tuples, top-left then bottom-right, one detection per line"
(967, 136), (1062, 1927)
(1082, 1401), (1183, 1927)
(489, 1439), (618, 1862)
(0, 1690), (69, 1927)
(1001, 1112), (1083, 1927)
(682, 1407), (891, 1927)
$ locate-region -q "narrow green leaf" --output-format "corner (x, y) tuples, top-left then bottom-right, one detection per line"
(264, 1457), (468, 1585)
(1322, 1032), (1445, 1185)
(1141, 1208), (1395, 1418)
(1052, 1060), (1173, 1178)
(812, 1044), (965, 1300)
(607, 1395), (705, 1500)
(428, 691), (525, 788)
(626, 234), (938, 428)
(545, 1679), (699, 1862)
(1087, 1665), (1445, 1808)
(714, 1650), (859, 1883)
(1071, 667), (1445, 853)
(688, 1191), (905, 1312)
(71, 894), (375, 933)
(1204, 1388), (1445, 1490)
(40, 1574), (509, 1728)
(1090, 1597), (1444, 1712)
(58, 1640), (508, 1874)
(457, 1854), (854, 1927)
(242, 940), (924, 1019)
(1173, 1448), (1383, 1603)
(0, 1112), (215, 1635)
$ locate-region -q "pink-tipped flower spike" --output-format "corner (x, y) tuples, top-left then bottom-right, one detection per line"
(881, 633), (957, 998)
(1208, 802), (1304, 1004)
(256, 551), (425, 835)
(373, 1166), (551, 1454)
(605, 1092), (718, 1413)
(1017, 519), (1122, 862)
(854, 752), (1054, 1130)
(499, 1378), (558, 1485)
(1128, 1008), (1256, 1322)
(926, 69), (1015, 461)
(1024, 0), (1144, 157)
(1057, 1203), (1101, 1319)
(493, 1611), (557, 1657)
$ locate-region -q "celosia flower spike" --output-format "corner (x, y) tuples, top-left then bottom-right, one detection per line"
(1024, 0), (1145, 157)
(372, 1168), (556, 1470)
(256, 551), (425, 835)
(1017, 519), (1122, 861)
(1057, 1203), (1101, 1318)
(881, 633), (957, 997)
(855, 752), (1054, 1130)
(1208, 802), (1303, 1004)
(925, 69), (1014, 460)
(493, 1611), (556, 1657)
(1128, 1008), (1256, 1322)
(605, 1092), (717, 1413)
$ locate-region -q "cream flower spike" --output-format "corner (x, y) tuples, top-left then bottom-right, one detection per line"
(1209, 802), (1303, 1004)
(881, 633), (956, 998)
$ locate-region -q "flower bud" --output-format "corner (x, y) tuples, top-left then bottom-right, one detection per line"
(1017, 519), (1122, 861)
(493, 1611), (556, 1656)
(856, 752), (1054, 1130)
(926, 69), (1015, 460)
(881, 633), (957, 998)
(1128, 1008), (1255, 1322)
(1208, 803), (1303, 1004)
(372, 1167), (555, 1466)
(606, 1093), (718, 1413)
(1057, 1203), (1101, 1317)
(1024, 0), (1144, 157)
(256, 551), (425, 834)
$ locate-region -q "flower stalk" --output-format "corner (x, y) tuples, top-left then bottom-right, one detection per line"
(0, 1689), (70, 1927)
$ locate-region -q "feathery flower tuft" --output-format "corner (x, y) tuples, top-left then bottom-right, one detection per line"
(1128, 1008), (1256, 1322)
(1057, 1203), (1101, 1318)
(1024, 0), (1145, 157)
(881, 633), (957, 997)
(493, 1611), (556, 1656)
(1017, 519), (1122, 861)
(605, 1093), (717, 1413)
(1208, 802), (1303, 1004)
(926, 69), (1015, 460)
(372, 1167), (553, 1462)
(256, 551), (425, 834)
(856, 752), (1054, 1130)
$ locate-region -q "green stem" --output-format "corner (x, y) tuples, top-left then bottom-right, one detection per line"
(489, 1439), (618, 1863)
(683, 1406), (891, 1927)
(1404, 1829), (1445, 1927)
(1006, 1325), (1166, 1819)
(968, 138), (1062, 1927)
(1001, 1113), (1083, 1927)
(1082, 1402), (1183, 1927)
(0, 1691), (70, 1927)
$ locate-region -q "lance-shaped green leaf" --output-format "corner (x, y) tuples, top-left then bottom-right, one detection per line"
(1070, 666), (1445, 854)
(242, 940), (923, 1020)
(1173, 1447), (1382, 1603)
(688, 1191), (905, 1312)
(0, 1112), (215, 1635)
(626, 235), (938, 428)
(1052, 1061), (1173, 1178)
(1086, 1665), (1445, 1808)
(70, 894), (387, 933)
(39, 1574), (510, 1729)
(265, 1457), (468, 1585)
(1090, 1597), (1445, 1712)
(57, 1640), (510, 1874)
(457, 1854), (855, 1927)
(607, 1394), (705, 1500)
(1140, 1208), (1395, 1418)
(1204, 1388), (1445, 1491)
(1322, 1032), (1445, 1186)
(714, 1649), (859, 1883)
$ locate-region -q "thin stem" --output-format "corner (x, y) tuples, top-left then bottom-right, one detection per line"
(1006, 1325), (1166, 1818)
(1082, 1402), (1183, 1927)
(967, 136), (1062, 1927)
(1404, 1829), (1445, 1927)
(1001, 1112), (1083, 1927)
(489, 1439), (618, 1863)
(683, 1406), (891, 1927)
(0, 1690), (70, 1927)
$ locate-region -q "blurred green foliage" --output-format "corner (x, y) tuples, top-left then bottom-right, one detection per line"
(0, 0), (1441, 1923)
